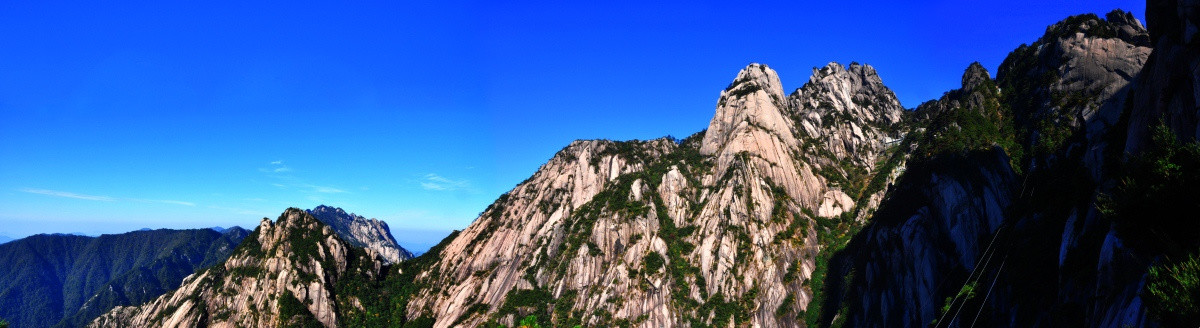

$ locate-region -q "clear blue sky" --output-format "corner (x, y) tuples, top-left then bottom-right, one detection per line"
(0, 0), (1143, 251)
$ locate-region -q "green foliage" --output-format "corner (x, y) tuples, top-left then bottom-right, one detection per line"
(336, 230), (462, 328)
(776, 294), (795, 316)
(913, 78), (1021, 164)
(933, 279), (979, 321)
(277, 290), (323, 328)
(725, 83), (763, 99)
(518, 314), (542, 328)
(697, 290), (759, 327)
(643, 252), (665, 273)
(0, 228), (247, 328)
(0, 318), (9, 328)
(453, 304), (491, 327)
(1100, 124), (1200, 255)
(805, 209), (864, 327)
(1145, 253), (1200, 326)
(1045, 13), (1118, 40)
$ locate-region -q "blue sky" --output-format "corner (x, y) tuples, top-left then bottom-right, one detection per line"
(0, 0), (1143, 251)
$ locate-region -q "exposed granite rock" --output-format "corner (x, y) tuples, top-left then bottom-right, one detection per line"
(997, 9), (1151, 166)
(308, 205), (413, 264)
(403, 63), (906, 327)
(90, 208), (384, 328)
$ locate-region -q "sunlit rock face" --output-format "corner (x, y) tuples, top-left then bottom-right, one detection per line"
(91, 208), (385, 328)
(308, 205), (413, 264)
(402, 62), (906, 327)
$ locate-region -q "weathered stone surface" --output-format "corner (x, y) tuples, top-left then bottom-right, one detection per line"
(90, 209), (384, 328)
(404, 63), (906, 327)
(308, 205), (413, 264)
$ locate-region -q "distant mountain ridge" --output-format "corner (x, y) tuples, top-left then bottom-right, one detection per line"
(306, 205), (413, 264)
(91, 208), (392, 328)
(0, 227), (248, 328)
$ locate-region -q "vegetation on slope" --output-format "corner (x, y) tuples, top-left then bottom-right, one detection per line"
(1099, 124), (1200, 326)
(0, 228), (246, 328)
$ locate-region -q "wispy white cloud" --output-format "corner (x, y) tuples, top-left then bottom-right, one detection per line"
(131, 198), (196, 206)
(21, 188), (194, 206)
(420, 173), (469, 191)
(306, 184), (346, 193)
(260, 161), (342, 192)
(20, 188), (116, 201)
(262, 160), (292, 173)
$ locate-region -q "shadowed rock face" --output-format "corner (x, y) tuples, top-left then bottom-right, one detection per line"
(826, 148), (1016, 327)
(817, 7), (1199, 328)
(90, 209), (385, 328)
(308, 205), (413, 264)
(997, 9), (1151, 164)
(1126, 0), (1200, 154)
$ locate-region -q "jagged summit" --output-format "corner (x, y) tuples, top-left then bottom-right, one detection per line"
(723, 63), (786, 100)
(92, 208), (387, 328)
(1040, 9), (1150, 47)
(790, 62), (902, 125)
(307, 205), (412, 263)
(700, 63), (793, 157)
(961, 61), (991, 92)
(795, 62), (889, 97)
(997, 8), (1151, 166)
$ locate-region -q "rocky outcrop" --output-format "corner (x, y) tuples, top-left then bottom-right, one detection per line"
(90, 209), (384, 328)
(788, 62), (904, 168)
(1125, 0), (1200, 154)
(787, 62), (907, 220)
(402, 62), (906, 327)
(822, 148), (1016, 327)
(997, 9), (1151, 165)
(307, 205), (413, 264)
(818, 8), (1196, 328)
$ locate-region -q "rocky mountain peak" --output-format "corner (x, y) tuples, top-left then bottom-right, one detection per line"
(92, 208), (386, 328)
(306, 205), (412, 264)
(1105, 9), (1152, 46)
(700, 63), (795, 157)
(724, 62), (786, 100)
(797, 62), (889, 96)
(962, 61), (992, 92)
(787, 61), (904, 174)
(790, 62), (902, 124)
(1041, 10), (1151, 47)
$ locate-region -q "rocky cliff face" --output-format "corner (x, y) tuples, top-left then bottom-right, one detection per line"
(1125, 0), (1200, 154)
(401, 62), (905, 327)
(90, 209), (385, 328)
(817, 8), (1198, 328)
(308, 205), (413, 264)
(997, 10), (1151, 167)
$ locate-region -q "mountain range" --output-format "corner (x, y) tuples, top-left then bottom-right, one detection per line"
(2, 2), (1198, 328)
(0, 228), (249, 328)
